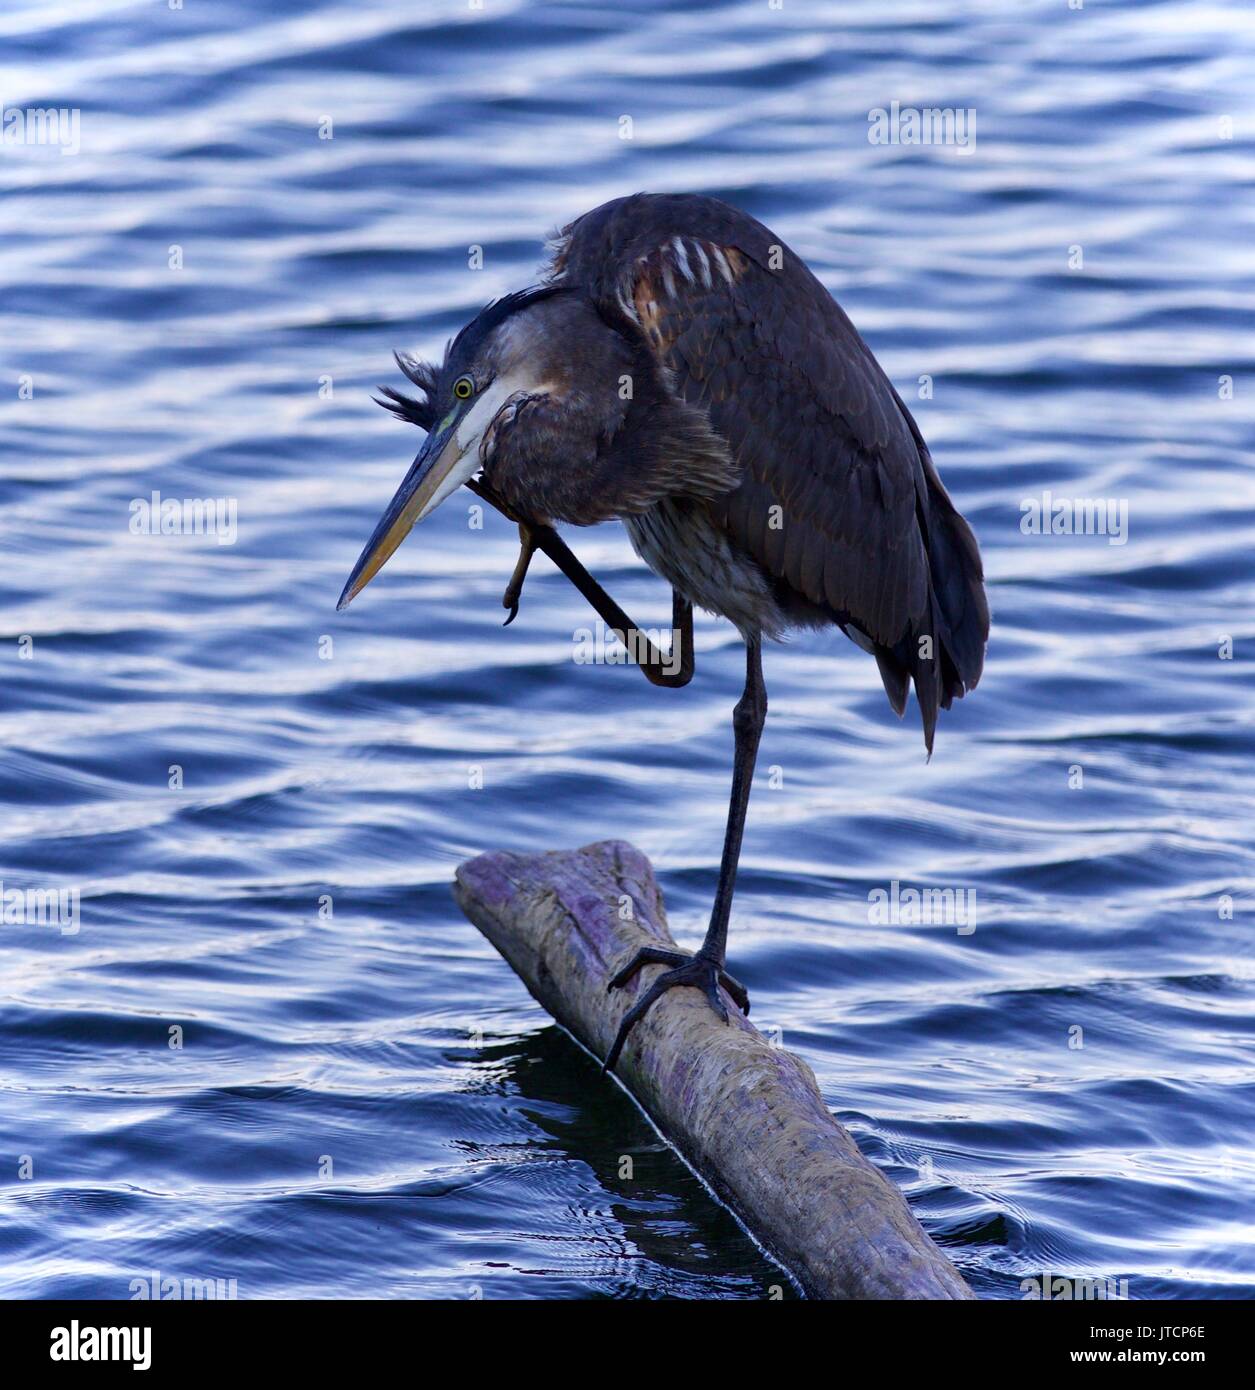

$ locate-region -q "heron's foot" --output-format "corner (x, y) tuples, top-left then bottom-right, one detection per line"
(604, 946), (749, 1072)
(502, 523), (538, 626)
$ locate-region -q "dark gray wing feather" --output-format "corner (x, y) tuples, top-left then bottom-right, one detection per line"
(548, 192), (988, 751)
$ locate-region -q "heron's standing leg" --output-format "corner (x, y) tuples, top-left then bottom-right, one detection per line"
(606, 639), (764, 1070)
(699, 636), (765, 968)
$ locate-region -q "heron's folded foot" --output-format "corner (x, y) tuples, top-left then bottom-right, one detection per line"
(604, 946), (749, 1072)
(502, 523), (538, 626)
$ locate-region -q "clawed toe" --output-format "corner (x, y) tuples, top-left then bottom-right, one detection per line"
(603, 949), (749, 1072)
(607, 945), (690, 993)
(501, 524), (538, 626)
(719, 970), (749, 1015)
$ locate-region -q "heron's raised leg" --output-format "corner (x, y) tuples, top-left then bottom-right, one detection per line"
(473, 478), (692, 688)
(501, 523), (538, 626)
(511, 540), (691, 688)
(605, 639), (764, 1071)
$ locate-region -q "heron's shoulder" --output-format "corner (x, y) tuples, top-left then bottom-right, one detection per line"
(543, 194), (853, 399)
(542, 193), (787, 292)
(545, 200), (896, 436)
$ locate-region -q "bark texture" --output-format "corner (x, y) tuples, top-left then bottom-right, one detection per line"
(452, 838), (974, 1301)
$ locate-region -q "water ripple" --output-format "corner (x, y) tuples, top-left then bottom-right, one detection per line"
(1, 0), (1253, 1299)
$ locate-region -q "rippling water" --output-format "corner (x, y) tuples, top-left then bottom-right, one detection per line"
(2, 0), (1254, 1300)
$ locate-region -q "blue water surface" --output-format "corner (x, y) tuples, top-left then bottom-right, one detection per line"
(1, 0), (1253, 1299)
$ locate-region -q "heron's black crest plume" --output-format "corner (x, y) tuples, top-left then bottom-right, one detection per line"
(373, 352), (439, 429)
(375, 289), (566, 431)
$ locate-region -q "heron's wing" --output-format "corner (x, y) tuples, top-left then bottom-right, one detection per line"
(548, 193), (988, 750)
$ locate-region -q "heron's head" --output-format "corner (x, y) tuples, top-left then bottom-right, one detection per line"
(338, 285), (592, 611)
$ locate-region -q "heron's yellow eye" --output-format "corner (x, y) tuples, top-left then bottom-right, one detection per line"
(453, 375), (474, 401)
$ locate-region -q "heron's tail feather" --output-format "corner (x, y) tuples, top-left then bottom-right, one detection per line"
(910, 459), (989, 753)
(923, 469), (988, 693)
(864, 454), (987, 756)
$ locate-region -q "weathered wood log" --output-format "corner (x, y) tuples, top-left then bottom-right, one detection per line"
(452, 839), (974, 1300)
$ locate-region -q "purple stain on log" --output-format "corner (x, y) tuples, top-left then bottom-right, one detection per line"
(452, 839), (974, 1300)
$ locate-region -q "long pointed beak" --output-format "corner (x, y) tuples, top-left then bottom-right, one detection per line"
(337, 415), (468, 611)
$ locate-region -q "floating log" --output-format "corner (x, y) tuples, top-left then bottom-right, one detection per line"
(452, 839), (974, 1300)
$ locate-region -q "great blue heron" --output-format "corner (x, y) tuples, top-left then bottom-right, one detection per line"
(338, 193), (989, 1071)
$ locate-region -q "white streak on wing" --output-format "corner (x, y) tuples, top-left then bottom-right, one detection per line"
(691, 240), (712, 289)
(710, 246), (734, 284)
(661, 262), (676, 300)
(670, 236), (695, 284)
(616, 286), (638, 322)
